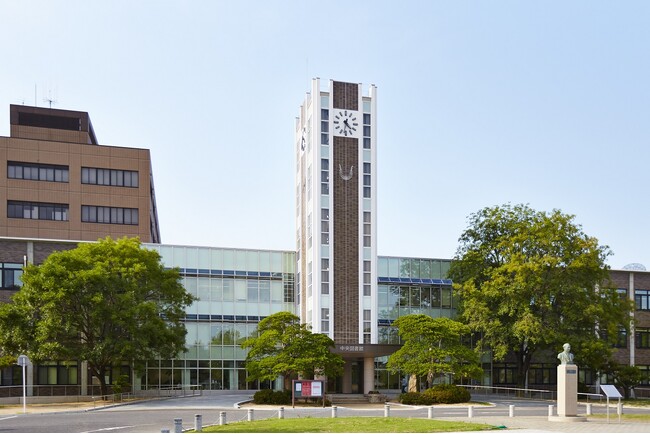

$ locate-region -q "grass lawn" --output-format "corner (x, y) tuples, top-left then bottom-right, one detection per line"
(194, 417), (494, 433)
(589, 413), (650, 422)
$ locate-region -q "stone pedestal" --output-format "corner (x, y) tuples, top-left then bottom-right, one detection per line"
(558, 364), (578, 416)
(549, 364), (586, 422)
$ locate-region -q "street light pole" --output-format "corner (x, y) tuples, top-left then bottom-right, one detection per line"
(17, 355), (30, 414)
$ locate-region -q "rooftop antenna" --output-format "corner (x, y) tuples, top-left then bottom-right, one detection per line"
(43, 86), (58, 108)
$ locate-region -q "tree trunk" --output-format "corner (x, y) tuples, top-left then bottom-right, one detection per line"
(515, 345), (533, 390)
(91, 365), (109, 397)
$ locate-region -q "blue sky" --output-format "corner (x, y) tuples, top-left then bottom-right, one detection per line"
(1, 1), (649, 268)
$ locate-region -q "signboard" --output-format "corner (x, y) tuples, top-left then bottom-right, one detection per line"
(292, 380), (325, 408)
(294, 380), (323, 397)
(600, 385), (622, 398)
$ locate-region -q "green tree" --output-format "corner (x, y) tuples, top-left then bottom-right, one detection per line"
(241, 311), (344, 390)
(386, 314), (481, 389)
(0, 237), (194, 396)
(606, 364), (644, 399)
(448, 204), (633, 388)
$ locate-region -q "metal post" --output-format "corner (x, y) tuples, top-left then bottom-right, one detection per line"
(219, 411), (226, 425)
(384, 403), (390, 417)
(509, 404), (514, 417)
(617, 401), (623, 423)
(278, 407), (284, 419)
(247, 408), (254, 421)
(22, 364), (26, 414)
(173, 418), (182, 433)
(331, 405), (337, 418)
(428, 406), (434, 419)
(548, 405), (554, 417)
(468, 405), (473, 418)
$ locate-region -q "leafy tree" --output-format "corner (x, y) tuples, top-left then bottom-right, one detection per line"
(448, 204), (633, 388)
(241, 311), (344, 390)
(0, 237), (194, 396)
(386, 314), (482, 389)
(606, 364), (644, 399)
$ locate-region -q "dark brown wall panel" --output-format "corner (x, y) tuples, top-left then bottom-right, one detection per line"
(333, 136), (359, 344)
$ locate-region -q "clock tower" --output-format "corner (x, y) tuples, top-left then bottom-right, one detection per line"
(295, 79), (380, 393)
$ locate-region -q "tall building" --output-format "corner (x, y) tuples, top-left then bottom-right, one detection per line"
(296, 79), (384, 393)
(0, 104), (160, 243)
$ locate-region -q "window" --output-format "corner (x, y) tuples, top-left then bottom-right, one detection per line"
(363, 212), (371, 247)
(635, 289), (650, 310)
(321, 159), (329, 195)
(321, 308), (330, 333)
(363, 260), (371, 296)
(8, 162), (69, 183)
(529, 364), (556, 385)
(1, 263), (23, 290)
(363, 310), (372, 343)
(321, 258), (329, 294)
(81, 167), (139, 187)
(321, 208), (330, 245)
(321, 109), (329, 145)
(8, 201), (68, 221)
(363, 162), (371, 198)
(636, 328), (650, 349)
(494, 364), (517, 385)
(363, 113), (371, 149)
(81, 206), (139, 225)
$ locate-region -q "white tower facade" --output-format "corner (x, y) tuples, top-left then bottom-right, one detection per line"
(295, 79), (378, 393)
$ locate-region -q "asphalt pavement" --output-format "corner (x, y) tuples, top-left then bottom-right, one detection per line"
(0, 392), (649, 433)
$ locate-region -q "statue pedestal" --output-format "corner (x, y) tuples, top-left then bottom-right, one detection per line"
(549, 364), (586, 422)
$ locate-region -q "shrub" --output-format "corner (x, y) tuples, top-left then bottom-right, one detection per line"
(253, 389), (292, 405)
(399, 391), (434, 405)
(425, 384), (471, 404)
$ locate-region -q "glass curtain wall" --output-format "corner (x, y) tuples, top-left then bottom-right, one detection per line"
(142, 245), (296, 390)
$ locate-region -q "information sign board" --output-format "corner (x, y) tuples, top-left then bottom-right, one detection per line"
(600, 385), (622, 398)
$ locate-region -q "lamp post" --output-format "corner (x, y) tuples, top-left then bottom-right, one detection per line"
(17, 355), (30, 414)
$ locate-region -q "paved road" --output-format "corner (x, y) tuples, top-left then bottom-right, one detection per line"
(0, 393), (649, 433)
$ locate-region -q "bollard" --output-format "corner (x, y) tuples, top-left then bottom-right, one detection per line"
(173, 418), (182, 434)
(194, 414), (202, 432)
(331, 405), (338, 418)
(219, 411), (226, 426)
(586, 403), (592, 416)
(247, 408), (254, 422)
(427, 406), (434, 419)
(278, 407), (284, 419)
(509, 404), (514, 418)
(384, 403), (390, 417)
(548, 405), (554, 417)
(468, 405), (473, 418)
(617, 402), (623, 415)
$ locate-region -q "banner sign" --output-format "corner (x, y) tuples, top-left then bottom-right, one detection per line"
(294, 380), (323, 397)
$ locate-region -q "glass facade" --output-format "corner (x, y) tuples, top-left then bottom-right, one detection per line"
(141, 245), (296, 390)
(132, 248), (459, 392)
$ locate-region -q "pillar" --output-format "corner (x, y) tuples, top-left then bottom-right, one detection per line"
(342, 362), (352, 394)
(363, 357), (374, 393)
(81, 361), (88, 396)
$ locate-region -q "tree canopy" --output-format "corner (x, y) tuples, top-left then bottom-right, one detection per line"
(241, 311), (344, 390)
(386, 314), (481, 389)
(448, 204), (633, 388)
(0, 237), (194, 396)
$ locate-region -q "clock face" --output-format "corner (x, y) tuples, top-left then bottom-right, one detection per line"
(333, 110), (359, 137)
